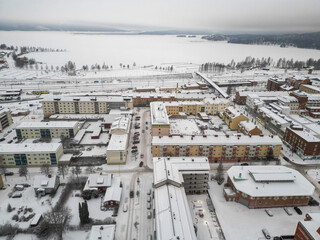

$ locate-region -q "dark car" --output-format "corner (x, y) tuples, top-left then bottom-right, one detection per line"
(4, 172), (14, 176)
(133, 141), (140, 144)
(131, 149), (138, 153)
(0, 138), (5, 142)
(139, 161), (144, 167)
(8, 140), (13, 144)
(294, 206), (302, 215)
(283, 156), (290, 161)
(130, 190), (134, 198)
(240, 163), (249, 166)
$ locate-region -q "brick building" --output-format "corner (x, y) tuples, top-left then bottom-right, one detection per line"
(238, 121), (262, 136)
(266, 77), (286, 91)
(284, 127), (320, 160)
(294, 213), (320, 240)
(224, 166), (314, 209)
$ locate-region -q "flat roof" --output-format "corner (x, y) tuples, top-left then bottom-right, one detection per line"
(259, 107), (289, 125)
(107, 134), (128, 151)
(299, 213), (320, 239)
(228, 166), (314, 197)
(110, 117), (131, 133)
(150, 102), (169, 125)
(152, 135), (282, 146)
(16, 121), (78, 129)
(42, 95), (128, 103)
(0, 143), (62, 154)
(33, 175), (58, 189)
(288, 128), (320, 142)
(89, 225), (116, 240)
(84, 174), (112, 190)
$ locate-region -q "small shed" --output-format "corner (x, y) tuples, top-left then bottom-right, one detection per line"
(33, 175), (60, 197)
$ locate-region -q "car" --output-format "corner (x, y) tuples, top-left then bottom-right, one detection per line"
(147, 189), (152, 195)
(134, 132), (140, 135)
(135, 127), (140, 129)
(8, 140), (13, 144)
(240, 163), (249, 166)
(139, 161), (144, 167)
(283, 207), (292, 216)
(132, 146), (138, 149)
(147, 196), (151, 202)
(147, 203), (152, 210)
(4, 172), (14, 176)
(262, 228), (271, 239)
(123, 204), (128, 212)
(283, 156), (289, 161)
(146, 127), (148, 130)
(130, 190), (134, 198)
(146, 121), (148, 124)
(133, 141), (140, 144)
(140, 154), (144, 158)
(265, 209), (273, 217)
(12, 193), (22, 198)
(13, 136), (17, 140)
(294, 206), (302, 215)
(142, 130), (145, 133)
(0, 138), (5, 142)
(131, 149), (138, 153)
(147, 211), (152, 219)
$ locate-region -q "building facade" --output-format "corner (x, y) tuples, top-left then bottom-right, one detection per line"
(16, 121), (79, 139)
(0, 143), (63, 166)
(0, 109), (13, 133)
(151, 102), (170, 136)
(238, 121), (263, 136)
(294, 213), (320, 240)
(266, 77), (286, 91)
(222, 107), (249, 130)
(300, 84), (320, 94)
(152, 135), (282, 163)
(106, 134), (128, 164)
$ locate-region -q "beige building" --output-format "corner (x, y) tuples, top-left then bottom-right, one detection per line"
(277, 96), (300, 114)
(238, 121), (263, 136)
(151, 102), (170, 136)
(16, 121), (79, 139)
(0, 143), (63, 167)
(299, 84), (320, 94)
(204, 98), (232, 115)
(110, 117), (131, 135)
(0, 108), (13, 132)
(152, 134), (282, 163)
(106, 134), (128, 164)
(41, 96), (133, 117)
(222, 107), (249, 130)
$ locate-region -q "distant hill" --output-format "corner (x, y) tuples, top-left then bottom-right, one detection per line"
(202, 32), (320, 50)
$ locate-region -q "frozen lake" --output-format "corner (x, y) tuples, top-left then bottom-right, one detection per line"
(1, 31), (320, 68)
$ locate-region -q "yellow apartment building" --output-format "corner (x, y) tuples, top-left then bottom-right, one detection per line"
(222, 107), (249, 130)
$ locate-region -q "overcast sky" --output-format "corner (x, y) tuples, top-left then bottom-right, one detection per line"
(1, 0), (320, 33)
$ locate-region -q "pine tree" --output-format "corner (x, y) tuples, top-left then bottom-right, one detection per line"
(7, 203), (12, 212)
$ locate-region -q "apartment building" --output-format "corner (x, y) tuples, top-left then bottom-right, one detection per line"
(0, 143), (63, 166)
(106, 134), (128, 164)
(235, 91), (289, 106)
(16, 121), (79, 139)
(152, 134), (282, 163)
(204, 98), (232, 115)
(266, 77), (286, 91)
(300, 84), (320, 94)
(153, 157), (209, 240)
(284, 126), (320, 160)
(41, 96), (133, 117)
(286, 76), (311, 90)
(110, 116), (131, 135)
(222, 107), (249, 130)
(277, 96), (300, 114)
(0, 108), (13, 132)
(224, 166), (314, 209)
(151, 102), (170, 136)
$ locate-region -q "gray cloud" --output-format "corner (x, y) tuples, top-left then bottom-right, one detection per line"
(0, 0), (320, 33)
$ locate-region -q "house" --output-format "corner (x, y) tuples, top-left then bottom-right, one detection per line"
(83, 174), (112, 192)
(224, 166), (314, 209)
(103, 186), (122, 206)
(238, 121), (262, 136)
(33, 175), (60, 197)
(89, 225), (116, 240)
(222, 107), (249, 130)
(294, 213), (320, 240)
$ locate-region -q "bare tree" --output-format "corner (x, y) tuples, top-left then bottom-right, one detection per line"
(43, 206), (71, 240)
(41, 164), (52, 176)
(57, 163), (69, 179)
(216, 162), (224, 184)
(71, 166), (82, 182)
(19, 166), (28, 180)
(85, 166), (95, 174)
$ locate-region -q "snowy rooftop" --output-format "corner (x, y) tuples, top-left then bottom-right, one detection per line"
(0, 108), (10, 115)
(238, 121), (259, 132)
(154, 184), (197, 240)
(301, 84), (320, 92)
(277, 95), (298, 103)
(228, 166), (314, 197)
(259, 107), (289, 125)
(130, 91), (215, 100)
(103, 186), (122, 202)
(288, 128), (320, 142)
(83, 174), (112, 190)
(152, 135), (282, 146)
(16, 121), (78, 129)
(107, 134), (128, 151)
(33, 175), (59, 189)
(110, 117), (131, 133)
(224, 106), (242, 118)
(89, 225), (115, 240)
(0, 143), (62, 154)
(153, 157), (210, 187)
(42, 95), (129, 103)
(170, 119), (201, 136)
(203, 97), (231, 105)
(150, 102), (169, 125)
(299, 213), (320, 240)
(238, 91), (289, 97)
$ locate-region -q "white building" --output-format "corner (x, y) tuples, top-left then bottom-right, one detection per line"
(110, 116), (131, 135)
(0, 108), (13, 132)
(106, 134), (128, 164)
(89, 225), (116, 240)
(83, 174), (112, 192)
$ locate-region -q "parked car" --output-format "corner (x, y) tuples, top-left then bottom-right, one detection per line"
(0, 138), (5, 142)
(123, 204), (128, 212)
(283, 156), (289, 161)
(132, 146), (138, 149)
(130, 190), (134, 198)
(265, 209), (273, 217)
(147, 196), (151, 202)
(262, 228), (271, 239)
(309, 197), (320, 206)
(4, 172), (14, 176)
(133, 141), (140, 144)
(142, 130), (145, 133)
(240, 163), (249, 166)
(139, 161), (144, 167)
(147, 189), (152, 195)
(140, 154), (144, 158)
(147, 211), (152, 219)
(294, 206), (302, 215)
(147, 203), (151, 209)
(131, 149), (138, 153)
(13, 136), (17, 140)
(283, 207), (292, 216)
(12, 193), (22, 198)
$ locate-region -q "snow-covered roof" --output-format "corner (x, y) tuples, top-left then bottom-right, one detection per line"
(288, 128), (320, 142)
(0, 143), (62, 154)
(83, 174), (112, 190)
(277, 95), (298, 103)
(203, 97), (231, 105)
(110, 117), (131, 133)
(169, 119), (201, 136)
(238, 91), (288, 97)
(16, 121), (77, 129)
(224, 106), (243, 118)
(42, 95), (130, 103)
(153, 157), (210, 187)
(152, 135), (282, 146)
(299, 213), (320, 239)
(103, 186), (122, 202)
(89, 225), (115, 240)
(238, 121), (259, 132)
(130, 91), (215, 100)
(33, 175), (58, 189)
(0, 108), (10, 115)
(154, 184), (197, 240)
(150, 102), (169, 125)
(107, 134), (128, 151)
(259, 107), (289, 125)
(228, 166), (314, 197)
